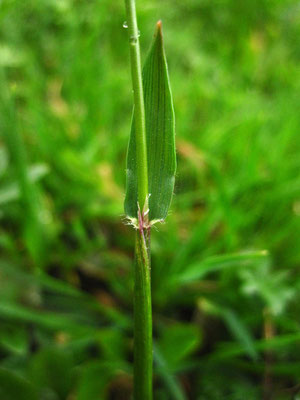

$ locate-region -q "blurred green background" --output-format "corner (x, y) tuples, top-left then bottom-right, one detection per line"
(1, 0), (300, 398)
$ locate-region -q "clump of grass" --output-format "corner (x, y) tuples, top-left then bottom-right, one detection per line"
(123, 0), (176, 398)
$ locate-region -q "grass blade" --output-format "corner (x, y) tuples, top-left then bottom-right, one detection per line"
(125, 21), (176, 223)
(172, 250), (269, 285)
(0, 70), (45, 266)
(154, 344), (187, 400)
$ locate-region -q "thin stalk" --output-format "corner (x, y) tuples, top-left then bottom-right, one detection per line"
(124, 1), (152, 398)
(124, 0), (148, 212)
(134, 227), (152, 400)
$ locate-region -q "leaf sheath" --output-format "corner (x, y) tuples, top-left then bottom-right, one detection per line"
(124, 0), (149, 212)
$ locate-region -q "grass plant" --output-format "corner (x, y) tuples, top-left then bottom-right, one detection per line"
(0, 0), (300, 398)
(124, 1), (176, 398)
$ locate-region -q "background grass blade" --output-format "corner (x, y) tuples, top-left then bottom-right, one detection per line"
(154, 345), (187, 400)
(171, 250), (269, 285)
(125, 21), (176, 222)
(0, 69), (45, 267)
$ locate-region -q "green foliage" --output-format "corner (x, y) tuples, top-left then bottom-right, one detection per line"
(171, 250), (269, 285)
(157, 322), (201, 371)
(29, 347), (73, 399)
(0, 368), (37, 400)
(125, 22), (176, 222)
(77, 361), (117, 400)
(0, 0), (300, 398)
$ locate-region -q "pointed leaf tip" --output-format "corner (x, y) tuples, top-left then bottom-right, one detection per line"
(155, 20), (163, 41)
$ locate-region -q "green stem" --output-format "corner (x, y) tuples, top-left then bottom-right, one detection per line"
(124, 0), (148, 212)
(124, 1), (152, 397)
(134, 229), (152, 400)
